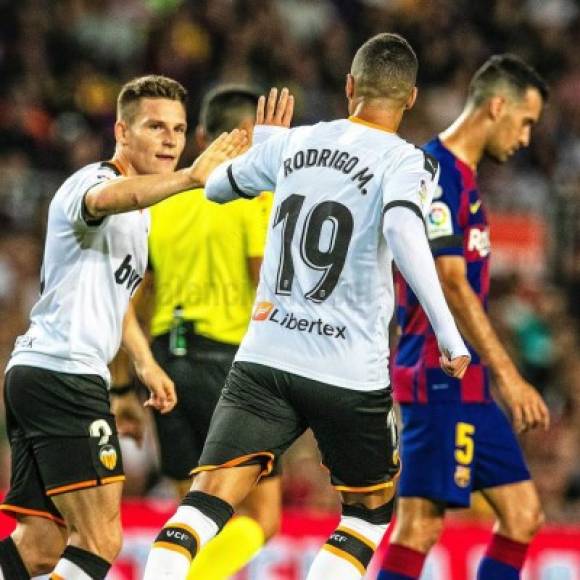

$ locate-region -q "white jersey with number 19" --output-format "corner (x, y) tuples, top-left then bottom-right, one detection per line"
(208, 118), (439, 391)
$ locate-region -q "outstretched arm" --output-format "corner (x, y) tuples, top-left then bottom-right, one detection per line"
(85, 130), (248, 219)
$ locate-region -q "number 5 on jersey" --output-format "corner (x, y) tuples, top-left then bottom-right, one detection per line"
(273, 194), (354, 302)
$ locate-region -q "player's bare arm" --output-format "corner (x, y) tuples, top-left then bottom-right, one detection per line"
(109, 274), (156, 444)
(121, 301), (176, 414)
(84, 130), (248, 219)
(435, 255), (550, 432)
(109, 348), (146, 445)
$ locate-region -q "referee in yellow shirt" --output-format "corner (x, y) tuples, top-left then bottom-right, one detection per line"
(146, 86), (285, 580)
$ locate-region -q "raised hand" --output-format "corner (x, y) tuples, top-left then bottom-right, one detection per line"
(189, 128), (249, 186)
(256, 87), (294, 128)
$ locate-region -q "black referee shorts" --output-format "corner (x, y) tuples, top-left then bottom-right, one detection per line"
(151, 332), (283, 481)
(195, 361), (400, 492)
(1, 365), (124, 525)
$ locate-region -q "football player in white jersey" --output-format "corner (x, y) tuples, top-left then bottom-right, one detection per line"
(144, 35), (470, 580)
(0, 75), (247, 580)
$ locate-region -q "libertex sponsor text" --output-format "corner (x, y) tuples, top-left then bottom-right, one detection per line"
(252, 301), (347, 339)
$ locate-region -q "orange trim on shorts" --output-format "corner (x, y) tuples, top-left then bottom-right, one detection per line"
(101, 475), (126, 486)
(323, 544), (366, 575)
(153, 541), (193, 561)
(46, 480), (98, 496)
(333, 480), (394, 493)
(46, 475), (125, 497)
(348, 116), (394, 134)
(190, 451), (275, 478)
(336, 525), (377, 551)
(50, 574), (65, 580)
(0, 504), (66, 527)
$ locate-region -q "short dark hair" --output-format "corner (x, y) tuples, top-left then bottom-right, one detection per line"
(117, 75), (187, 123)
(199, 85), (260, 139)
(351, 33), (418, 102)
(468, 54), (549, 106)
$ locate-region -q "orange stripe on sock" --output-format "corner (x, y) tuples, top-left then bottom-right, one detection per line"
(170, 523), (200, 546)
(153, 541), (194, 561)
(49, 574), (65, 580)
(336, 525), (377, 551)
(323, 544), (366, 575)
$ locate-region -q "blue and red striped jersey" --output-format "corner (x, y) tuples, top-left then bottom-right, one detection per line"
(393, 137), (492, 404)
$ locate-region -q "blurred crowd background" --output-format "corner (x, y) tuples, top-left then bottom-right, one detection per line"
(0, 0), (579, 524)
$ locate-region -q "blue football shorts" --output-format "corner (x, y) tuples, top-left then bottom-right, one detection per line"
(398, 400), (530, 507)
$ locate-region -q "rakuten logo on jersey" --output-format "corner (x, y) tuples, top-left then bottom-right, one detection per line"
(252, 301), (347, 339)
(467, 227), (491, 258)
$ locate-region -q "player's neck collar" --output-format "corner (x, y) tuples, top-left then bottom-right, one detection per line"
(348, 116), (395, 134)
(108, 156), (129, 176)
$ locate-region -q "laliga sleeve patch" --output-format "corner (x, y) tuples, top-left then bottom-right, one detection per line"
(427, 202), (453, 240)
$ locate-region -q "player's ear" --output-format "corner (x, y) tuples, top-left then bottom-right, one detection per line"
(488, 95), (506, 121)
(405, 87), (418, 111)
(114, 119), (128, 145)
(195, 125), (208, 152)
(345, 74), (355, 101)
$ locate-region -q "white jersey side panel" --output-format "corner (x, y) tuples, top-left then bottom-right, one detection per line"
(227, 119), (437, 391)
(8, 162), (150, 383)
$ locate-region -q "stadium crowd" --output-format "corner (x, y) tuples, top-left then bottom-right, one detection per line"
(0, 0), (579, 524)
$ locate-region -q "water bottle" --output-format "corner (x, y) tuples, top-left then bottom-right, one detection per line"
(169, 304), (187, 356)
